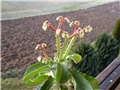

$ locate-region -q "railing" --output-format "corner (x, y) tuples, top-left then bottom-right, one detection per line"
(96, 55), (120, 90)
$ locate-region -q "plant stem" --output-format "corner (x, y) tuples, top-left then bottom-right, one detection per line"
(60, 39), (70, 61)
(62, 35), (77, 60)
(55, 34), (61, 62)
(41, 48), (49, 60)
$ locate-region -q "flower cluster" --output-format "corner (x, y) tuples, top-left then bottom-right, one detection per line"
(42, 16), (92, 39)
(36, 16), (92, 62)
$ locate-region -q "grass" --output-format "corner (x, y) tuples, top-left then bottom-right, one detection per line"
(63, 5), (77, 10)
(1, 69), (33, 90)
(63, 2), (90, 10)
(1, 78), (33, 90)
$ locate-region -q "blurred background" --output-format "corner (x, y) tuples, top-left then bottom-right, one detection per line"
(2, 0), (119, 20)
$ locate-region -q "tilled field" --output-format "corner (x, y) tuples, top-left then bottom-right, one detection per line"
(1, 2), (120, 72)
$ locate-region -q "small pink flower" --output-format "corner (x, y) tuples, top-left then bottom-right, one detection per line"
(69, 21), (74, 27)
(76, 27), (82, 34)
(37, 56), (43, 62)
(69, 27), (84, 39)
(35, 43), (47, 50)
(56, 16), (70, 29)
(42, 21), (56, 32)
(35, 43), (48, 59)
(42, 43), (47, 47)
(79, 29), (84, 38)
(69, 21), (80, 32)
(35, 44), (41, 50)
(74, 21), (80, 26)
(56, 29), (61, 35)
(64, 17), (70, 23)
(56, 16), (63, 21)
(69, 21), (82, 39)
(62, 31), (69, 39)
(84, 25), (93, 32)
(42, 16), (70, 34)
(42, 21), (49, 31)
(37, 56), (47, 64)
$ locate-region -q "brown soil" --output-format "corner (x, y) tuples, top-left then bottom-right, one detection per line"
(1, 2), (120, 72)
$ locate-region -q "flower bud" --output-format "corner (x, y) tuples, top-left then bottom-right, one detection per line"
(62, 31), (69, 39)
(79, 29), (84, 38)
(87, 25), (93, 32)
(74, 21), (80, 26)
(69, 21), (74, 27)
(56, 29), (61, 35)
(35, 44), (41, 50)
(56, 16), (63, 21)
(64, 17), (70, 23)
(76, 28), (82, 33)
(37, 56), (42, 62)
(42, 21), (49, 31)
(84, 27), (89, 33)
(84, 25), (93, 32)
(42, 43), (47, 47)
(42, 58), (47, 64)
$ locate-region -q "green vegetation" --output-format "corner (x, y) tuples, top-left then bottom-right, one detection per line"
(112, 18), (120, 42)
(72, 41), (99, 77)
(63, 2), (88, 10)
(1, 69), (29, 90)
(72, 32), (119, 77)
(112, 18), (120, 48)
(93, 33), (119, 72)
(1, 78), (33, 90)
(63, 5), (77, 11)
(1, 69), (24, 80)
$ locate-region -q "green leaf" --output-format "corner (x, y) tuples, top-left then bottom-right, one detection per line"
(80, 72), (100, 90)
(23, 62), (46, 77)
(40, 76), (54, 90)
(23, 62), (50, 82)
(25, 79), (38, 86)
(67, 54), (82, 64)
(70, 69), (93, 90)
(25, 75), (48, 86)
(33, 75), (48, 83)
(55, 62), (69, 83)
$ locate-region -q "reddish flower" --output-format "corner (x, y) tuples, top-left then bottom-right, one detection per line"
(42, 16), (92, 39)
(42, 21), (56, 32)
(42, 16), (70, 34)
(62, 31), (69, 39)
(84, 25), (93, 32)
(69, 21), (84, 39)
(35, 43), (48, 59)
